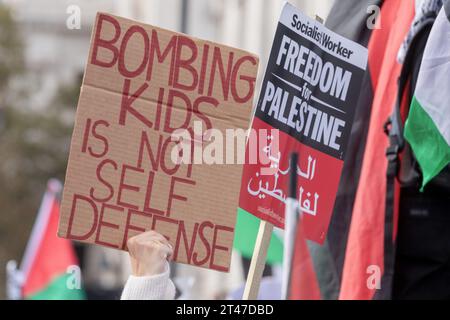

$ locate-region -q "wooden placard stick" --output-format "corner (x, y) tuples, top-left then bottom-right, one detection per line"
(242, 220), (273, 299)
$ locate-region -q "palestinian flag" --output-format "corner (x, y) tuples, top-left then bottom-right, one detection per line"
(339, 0), (414, 300)
(20, 179), (85, 300)
(234, 208), (283, 265)
(315, 0), (384, 299)
(405, 5), (450, 190)
(293, 0), (414, 300)
(289, 215), (321, 300)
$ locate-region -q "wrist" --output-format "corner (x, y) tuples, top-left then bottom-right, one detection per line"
(132, 260), (168, 277)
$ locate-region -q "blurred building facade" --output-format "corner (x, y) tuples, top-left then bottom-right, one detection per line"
(3, 0), (333, 110)
(2, 0), (334, 299)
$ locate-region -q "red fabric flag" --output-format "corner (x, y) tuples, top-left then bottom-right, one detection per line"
(339, 0), (414, 300)
(21, 180), (84, 299)
(289, 215), (321, 300)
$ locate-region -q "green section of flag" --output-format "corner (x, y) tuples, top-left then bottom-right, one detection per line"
(27, 273), (85, 300)
(233, 208), (283, 265)
(405, 96), (450, 190)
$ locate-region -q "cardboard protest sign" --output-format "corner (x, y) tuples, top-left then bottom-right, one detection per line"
(58, 12), (258, 272)
(239, 3), (368, 243)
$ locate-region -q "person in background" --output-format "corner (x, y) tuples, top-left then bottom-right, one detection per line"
(121, 231), (175, 300)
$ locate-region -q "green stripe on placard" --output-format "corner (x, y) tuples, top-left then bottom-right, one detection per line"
(405, 96), (450, 190)
(27, 273), (85, 300)
(234, 208), (283, 265)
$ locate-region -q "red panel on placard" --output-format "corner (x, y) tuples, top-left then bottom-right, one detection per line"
(239, 117), (343, 244)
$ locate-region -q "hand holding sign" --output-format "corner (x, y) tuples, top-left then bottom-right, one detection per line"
(127, 231), (173, 277)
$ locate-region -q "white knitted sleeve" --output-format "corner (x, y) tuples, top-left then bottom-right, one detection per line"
(120, 263), (176, 300)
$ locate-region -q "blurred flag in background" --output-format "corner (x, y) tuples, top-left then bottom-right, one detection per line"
(7, 179), (85, 300)
(234, 208), (283, 266)
(405, 4), (450, 190)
